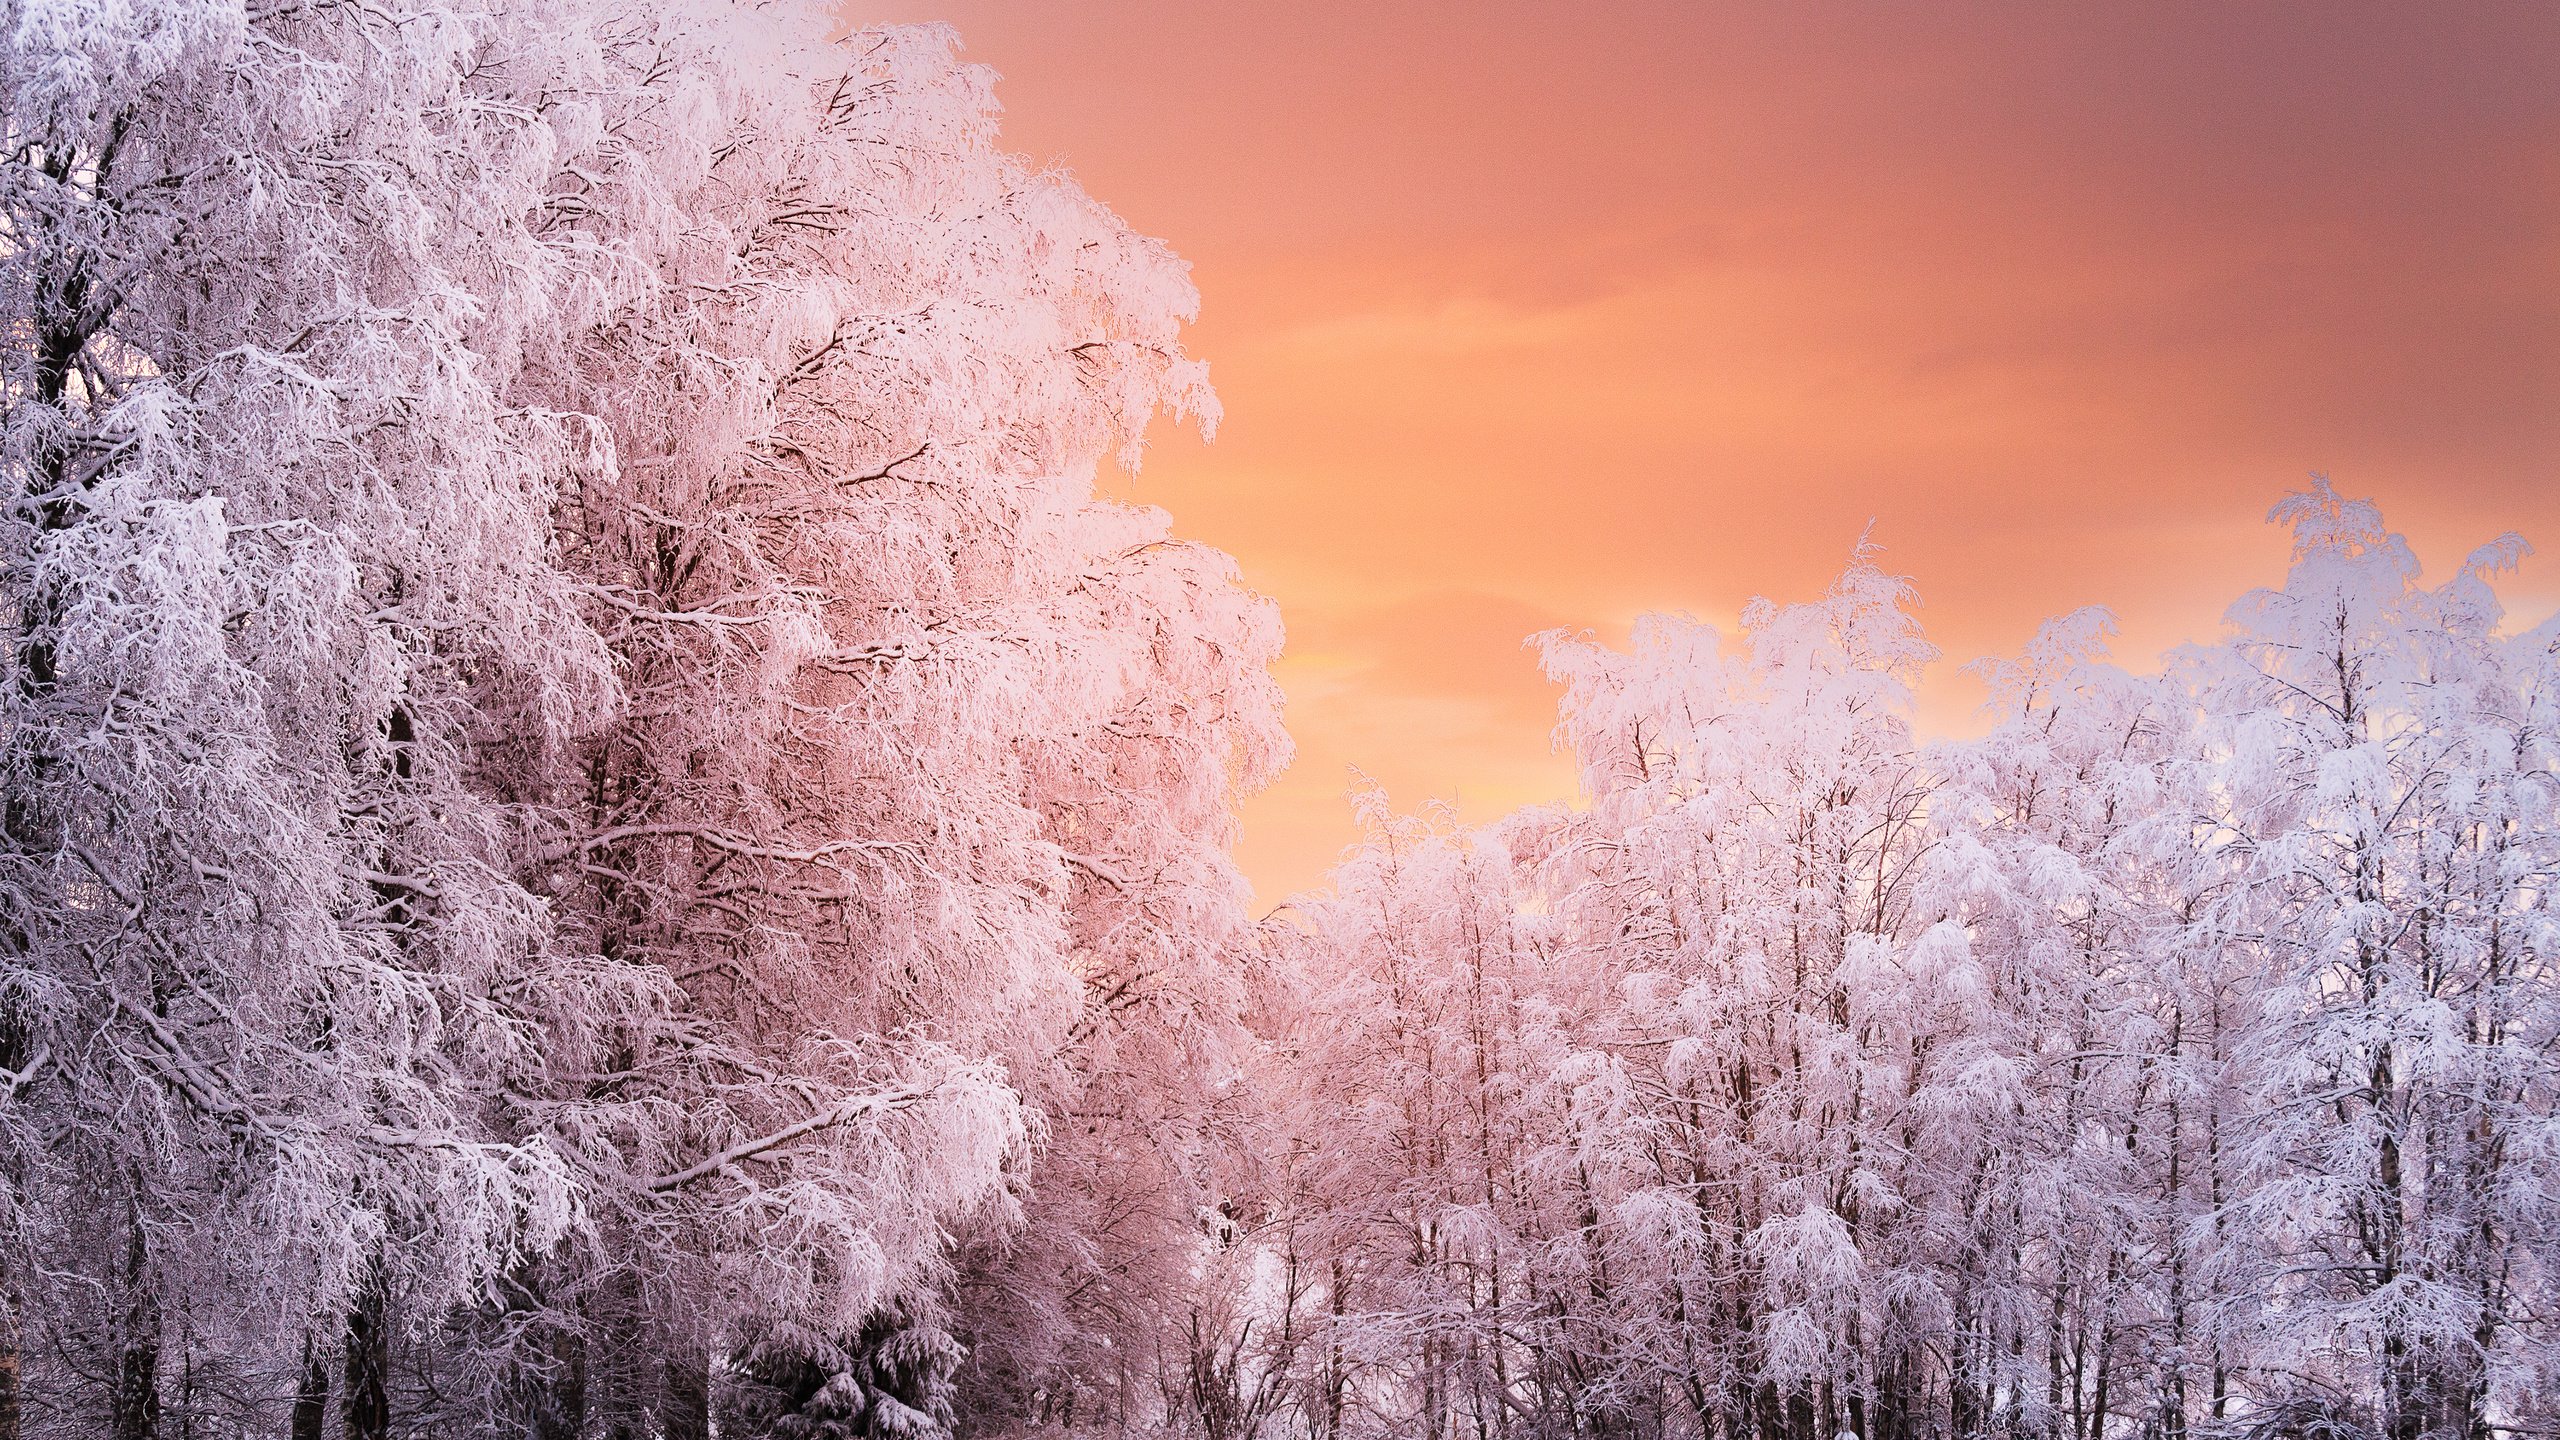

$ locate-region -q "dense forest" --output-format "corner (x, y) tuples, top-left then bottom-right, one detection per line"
(0, 3), (2553, 1440)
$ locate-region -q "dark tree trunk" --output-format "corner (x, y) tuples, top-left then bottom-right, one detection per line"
(111, 1336), (160, 1440)
(342, 1262), (390, 1440)
(112, 1221), (159, 1440)
(533, 1329), (588, 1440)
(0, 1290), (20, 1440)
(292, 1335), (330, 1440)
(662, 1352), (713, 1440)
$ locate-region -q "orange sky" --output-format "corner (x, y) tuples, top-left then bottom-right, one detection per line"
(868, 1), (2560, 904)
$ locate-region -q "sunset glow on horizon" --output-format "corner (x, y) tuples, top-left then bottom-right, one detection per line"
(878, 1), (2560, 903)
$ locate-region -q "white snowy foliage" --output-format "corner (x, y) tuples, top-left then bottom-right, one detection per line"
(1238, 484), (2560, 1440)
(0, 1), (1280, 1436)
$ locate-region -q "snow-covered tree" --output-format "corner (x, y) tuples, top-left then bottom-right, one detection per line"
(1236, 487), (2560, 1440)
(6, 0), (2554, 1433)
(0, 2), (1281, 1436)
(493, 12), (1283, 1432)
(0, 0), (649, 1434)
(2199, 481), (2560, 1440)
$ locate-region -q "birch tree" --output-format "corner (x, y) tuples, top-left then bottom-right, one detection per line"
(0, 0), (648, 1434)
(2203, 481), (2560, 1440)
(1241, 491), (2560, 1440)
